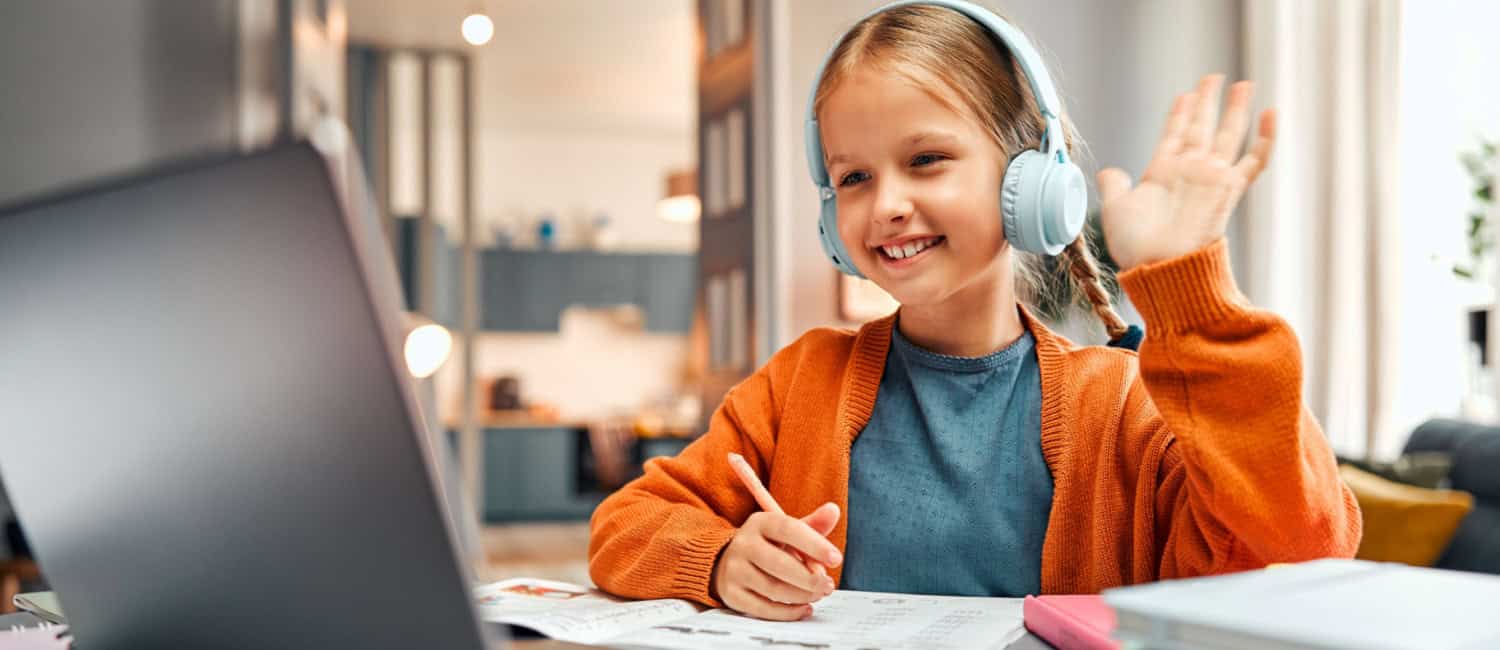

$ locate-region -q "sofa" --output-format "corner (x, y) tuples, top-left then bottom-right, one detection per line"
(1400, 419), (1500, 574)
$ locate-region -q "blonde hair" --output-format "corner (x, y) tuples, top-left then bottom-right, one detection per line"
(812, 4), (1128, 340)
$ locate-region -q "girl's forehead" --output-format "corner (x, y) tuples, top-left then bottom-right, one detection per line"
(823, 66), (966, 118)
(819, 67), (985, 143)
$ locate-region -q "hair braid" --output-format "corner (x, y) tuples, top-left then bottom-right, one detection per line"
(1061, 236), (1129, 340)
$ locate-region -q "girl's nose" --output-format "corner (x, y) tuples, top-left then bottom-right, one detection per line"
(872, 179), (914, 225)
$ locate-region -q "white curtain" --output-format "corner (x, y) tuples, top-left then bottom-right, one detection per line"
(1239, 0), (1403, 460)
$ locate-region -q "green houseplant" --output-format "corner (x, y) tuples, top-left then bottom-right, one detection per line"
(1453, 139), (1497, 280)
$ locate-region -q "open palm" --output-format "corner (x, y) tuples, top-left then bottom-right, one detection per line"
(1097, 74), (1277, 271)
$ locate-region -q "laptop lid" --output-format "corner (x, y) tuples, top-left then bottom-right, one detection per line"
(0, 140), (495, 649)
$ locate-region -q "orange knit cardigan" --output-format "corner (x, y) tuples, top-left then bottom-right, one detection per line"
(588, 239), (1361, 605)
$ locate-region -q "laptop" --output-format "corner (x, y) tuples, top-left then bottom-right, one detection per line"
(0, 133), (504, 649)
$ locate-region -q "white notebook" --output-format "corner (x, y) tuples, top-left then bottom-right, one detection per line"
(0, 623), (69, 649)
(474, 577), (1027, 649)
(1103, 559), (1500, 649)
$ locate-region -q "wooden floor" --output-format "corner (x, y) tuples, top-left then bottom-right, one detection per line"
(479, 522), (592, 586)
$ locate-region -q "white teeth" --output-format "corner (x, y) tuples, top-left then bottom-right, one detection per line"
(882, 237), (940, 260)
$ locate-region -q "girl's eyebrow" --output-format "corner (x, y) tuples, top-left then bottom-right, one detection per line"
(826, 130), (961, 167)
(904, 130), (960, 147)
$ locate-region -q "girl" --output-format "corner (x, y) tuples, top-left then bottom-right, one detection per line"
(589, 1), (1360, 621)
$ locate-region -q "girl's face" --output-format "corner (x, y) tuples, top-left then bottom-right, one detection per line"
(819, 67), (1011, 309)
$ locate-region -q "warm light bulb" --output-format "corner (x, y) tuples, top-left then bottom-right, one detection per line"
(461, 13), (494, 46)
(657, 195), (701, 223)
(405, 323), (453, 379)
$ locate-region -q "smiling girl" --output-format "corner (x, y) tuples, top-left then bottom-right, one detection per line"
(588, 0), (1359, 621)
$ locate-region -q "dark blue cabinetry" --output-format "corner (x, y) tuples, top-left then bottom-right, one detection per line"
(396, 218), (696, 333)
(479, 249), (696, 333)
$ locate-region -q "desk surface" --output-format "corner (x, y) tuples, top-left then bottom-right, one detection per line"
(0, 612), (1053, 648)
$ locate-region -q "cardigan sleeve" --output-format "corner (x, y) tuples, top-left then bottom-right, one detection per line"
(1116, 239), (1362, 577)
(587, 356), (786, 607)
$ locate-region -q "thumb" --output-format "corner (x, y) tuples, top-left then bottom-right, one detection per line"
(1096, 168), (1133, 203)
(800, 502), (841, 537)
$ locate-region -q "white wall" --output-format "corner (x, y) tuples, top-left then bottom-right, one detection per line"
(352, 0), (699, 249)
(435, 309), (692, 421)
(1390, 0), (1500, 457)
(416, 1), (700, 422)
(472, 129), (698, 251)
(769, 0), (1241, 346)
(468, 0), (698, 252)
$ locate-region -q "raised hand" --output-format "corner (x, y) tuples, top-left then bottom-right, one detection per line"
(1096, 74), (1276, 271)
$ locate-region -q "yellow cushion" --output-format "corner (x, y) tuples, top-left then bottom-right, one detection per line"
(1339, 464), (1474, 567)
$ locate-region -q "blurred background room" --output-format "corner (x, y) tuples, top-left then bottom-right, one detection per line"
(1, 0), (1498, 607)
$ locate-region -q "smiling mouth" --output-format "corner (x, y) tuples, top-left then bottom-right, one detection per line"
(876, 236), (946, 262)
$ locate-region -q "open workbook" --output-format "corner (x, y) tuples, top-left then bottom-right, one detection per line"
(474, 577), (1027, 649)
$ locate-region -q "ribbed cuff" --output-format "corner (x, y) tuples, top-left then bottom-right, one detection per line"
(671, 525), (738, 607)
(1117, 239), (1248, 334)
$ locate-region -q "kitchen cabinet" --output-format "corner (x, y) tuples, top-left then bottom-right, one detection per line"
(446, 427), (697, 523)
(479, 426), (603, 522)
(398, 220), (696, 334)
(479, 249), (695, 333)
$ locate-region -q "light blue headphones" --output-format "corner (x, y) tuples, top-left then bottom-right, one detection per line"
(805, 0), (1087, 278)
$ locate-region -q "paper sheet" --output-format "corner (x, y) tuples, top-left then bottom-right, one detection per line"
(611, 589), (1026, 650)
(473, 578), (700, 645)
(0, 623), (71, 649)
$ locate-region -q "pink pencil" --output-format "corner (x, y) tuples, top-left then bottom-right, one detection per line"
(727, 452), (830, 578)
(728, 452), (785, 515)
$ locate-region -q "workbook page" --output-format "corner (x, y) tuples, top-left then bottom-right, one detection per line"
(610, 589), (1027, 650)
(473, 578), (701, 645)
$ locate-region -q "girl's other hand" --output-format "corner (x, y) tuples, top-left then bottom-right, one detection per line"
(1097, 74), (1276, 271)
(712, 503), (842, 620)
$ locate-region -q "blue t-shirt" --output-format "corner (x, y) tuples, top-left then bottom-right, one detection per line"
(840, 324), (1053, 596)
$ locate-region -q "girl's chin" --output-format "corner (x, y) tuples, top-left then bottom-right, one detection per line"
(871, 279), (948, 308)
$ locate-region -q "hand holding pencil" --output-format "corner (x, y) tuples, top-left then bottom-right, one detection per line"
(712, 452), (843, 621)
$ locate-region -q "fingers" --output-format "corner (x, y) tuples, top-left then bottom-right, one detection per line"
(1152, 92), (1196, 160)
(1143, 92), (1197, 183)
(742, 563), (829, 605)
(800, 502), (840, 537)
(761, 513), (843, 568)
(1211, 81), (1255, 159)
(749, 537), (832, 594)
(722, 584), (813, 621)
(1096, 168), (1133, 203)
(1183, 74), (1225, 152)
(1232, 108), (1277, 182)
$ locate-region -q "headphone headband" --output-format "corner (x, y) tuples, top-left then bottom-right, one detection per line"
(805, 0), (1066, 189)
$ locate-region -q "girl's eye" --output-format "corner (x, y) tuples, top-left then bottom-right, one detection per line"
(838, 171), (869, 187)
(911, 153), (946, 167)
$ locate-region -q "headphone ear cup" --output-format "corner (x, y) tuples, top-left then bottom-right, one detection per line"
(1001, 149), (1086, 256)
(817, 188), (865, 278)
(1041, 160), (1088, 250)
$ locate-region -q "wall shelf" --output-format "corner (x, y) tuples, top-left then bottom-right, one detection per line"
(396, 218), (696, 334)
(479, 249), (696, 333)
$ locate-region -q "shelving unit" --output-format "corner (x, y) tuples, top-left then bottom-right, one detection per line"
(397, 221), (698, 334)
(479, 249), (695, 333)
